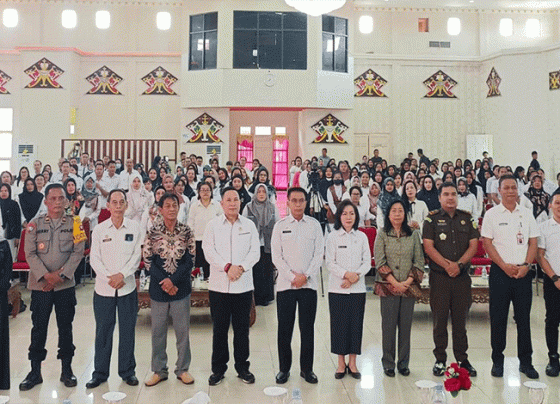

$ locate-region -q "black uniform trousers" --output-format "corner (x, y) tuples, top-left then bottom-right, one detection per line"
(489, 263), (533, 367)
(543, 275), (560, 357)
(209, 290), (252, 375)
(92, 291), (138, 380)
(277, 288), (317, 373)
(0, 240), (12, 390)
(195, 241), (210, 280)
(29, 287), (76, 361)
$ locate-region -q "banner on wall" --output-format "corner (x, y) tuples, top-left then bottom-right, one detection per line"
(0, 70), (12, 94)
(186, 113), (224, 143)
(86, 66), (123, 95)
(141, 66), (178, 95)
(486, 67), (501, 97)
(354, 69), (387, 97)
(550, 70), (560, 91)
(24, 58), (64, 89)
(423, 70), (457, 98)
(311, 114), (348, 144)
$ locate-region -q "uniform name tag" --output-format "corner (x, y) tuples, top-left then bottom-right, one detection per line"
(282, 230), (292, 234)
(239, 231), (250, 235)
(60, 228), (73, 233)
(102, 238), (112, 243)
(437, 222), (447, 226)
(338, 245), (348, 248)
(125, 234), (134, 241)
(36, 229), (49, 234)
(499, 223), (508, 226)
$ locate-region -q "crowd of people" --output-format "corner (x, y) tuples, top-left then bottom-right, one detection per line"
(0, 146), (560, 394)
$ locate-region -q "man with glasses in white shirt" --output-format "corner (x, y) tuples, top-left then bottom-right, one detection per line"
(271, 187), (324, 385)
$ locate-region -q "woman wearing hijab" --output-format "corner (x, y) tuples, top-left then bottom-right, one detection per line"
(319, 166), (334, 201)
(231, 174), (251, 213)
(417, 175), (440, 211)
(0, 184), (21, 260)
(217, 168), (229, 194)
(0, 186), (12, 389)
(126, 176), (154, 225)
(465, 171), (484, 218)
(79, 176), (100, 226)
(376, 177), (400, 228)
(477, 160), (491, 193)
(521, 175), (550, 224)
(368, 182), (381, 220)
(19, 178), (44, 226)
(64, 178), (84, 217)
(242, 183), (280, 306)
(248, 167), (277, 202)
(148, 168), (161, 191)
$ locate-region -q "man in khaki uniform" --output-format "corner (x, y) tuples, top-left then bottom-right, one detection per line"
(19, 183), (85, 391)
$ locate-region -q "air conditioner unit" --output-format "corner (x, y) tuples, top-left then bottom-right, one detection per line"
(16, 144), (37, 169)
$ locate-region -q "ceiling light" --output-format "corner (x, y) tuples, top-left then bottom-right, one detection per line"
(284, 0), (346, 17)
(2, 9), (18, 28)
(525, 18), (541, 38)
(62, 10), (77, 29)
(96, 10), (110, 29)
(447, 17), (461, 36)
(359, 15), (373, 34)
(499, 18), (513, 36)
(157, 11), (171, 30)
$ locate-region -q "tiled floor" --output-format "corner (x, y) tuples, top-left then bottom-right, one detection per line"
(2, 276), (559, 404)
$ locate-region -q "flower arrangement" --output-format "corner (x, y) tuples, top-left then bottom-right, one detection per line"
(444, 363), (472, 397)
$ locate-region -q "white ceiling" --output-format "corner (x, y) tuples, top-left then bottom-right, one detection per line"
(353, 0), (560, 10)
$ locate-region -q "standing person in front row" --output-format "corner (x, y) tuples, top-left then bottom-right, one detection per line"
(271, 187), (324, 384)
(537, 189), (560, 377)
(374, 199), (424, 377)
(143, 193), (196, 386)
(203, 187), (260, 386)
(481, 174), (539, 379)
(423, 182), (479, 378)
(326, 200), (371, 380)
(86, 189), (142, 389)
(20, 184), (85, 391)
(0, 191), (13, 390)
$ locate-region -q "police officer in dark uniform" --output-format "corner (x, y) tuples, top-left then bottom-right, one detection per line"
(423, 181), (479, 378)
(19, 183), (85, 391)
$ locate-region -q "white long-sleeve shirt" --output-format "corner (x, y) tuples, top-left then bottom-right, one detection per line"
(271, 214), (324, 292)
(90, 218), (142, 297)
(202, 214), (260, 294)
(187, 199), (223, 241)
(326, 228), (371, 294)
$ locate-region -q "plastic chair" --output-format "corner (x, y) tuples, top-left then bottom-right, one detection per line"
(471, 239), (492, 275)
(358, 226), (377, 273)
(12, 230), (30, 272)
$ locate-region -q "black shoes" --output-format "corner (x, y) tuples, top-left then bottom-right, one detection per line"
(397, 367), (410, 376)
(208, 373), (225, 386)
(300, 371), (318, 384)
(432, 361), (446, 377)
(546, 355), (560, 377)
(237, 370), (255, 384)
(519, 364), (539, 379)
(60, 373), (78, 388)
(86, 378), (106, 389)
(19, 373), (43, 391)
(123, 375), (139, 386)
(460, 360), (477, 377)
(334, 368), (346, 379)
(383, 368), (395, 377)
(347, 366), (361, 380)
(276, 371), (290, 384)
(491, 363), (504, 377)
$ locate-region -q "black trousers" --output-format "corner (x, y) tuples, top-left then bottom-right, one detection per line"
(489, 263), (533, 367)
(0, 240), (12, 390)
(329, 293), (366, 355)
(209, 290), (252, 375)
(29, 287), (76, 362)
(92, 291), (138, 380)
(195, 240), (210, 279)
(253, 248), (275, 306)
(277, 289), (317, 373)
(544, 275), (560, 357)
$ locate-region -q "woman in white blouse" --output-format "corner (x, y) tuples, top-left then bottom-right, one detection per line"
(125, 176), (154, 224)
(401, 180), (429, 235)
(326, 199), (371, 380)
(346, 186), (373, 227)
(456, 177), (479, 221)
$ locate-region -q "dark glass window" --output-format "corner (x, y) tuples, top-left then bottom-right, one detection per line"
(322, 15), (348, 73)
(189, 12), (218, 71)
(233, 11), (307, 70)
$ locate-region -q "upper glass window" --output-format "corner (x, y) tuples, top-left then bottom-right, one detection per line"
(322, 15), (348, 73)
(189, 12), (218, 70)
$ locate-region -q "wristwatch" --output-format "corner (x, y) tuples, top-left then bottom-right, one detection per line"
(551, 275), (560, 283)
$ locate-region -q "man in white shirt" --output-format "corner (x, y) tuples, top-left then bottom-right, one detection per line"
(77, 153), (90, 179)
(33, 160), (42, 176)
(97, 161), (120, 208)
(202, 187), (260, 386)
(86, 189), (142, 389)
(119, 158), (142, 191)
(537, 189), (560, 377)
(271, 187), (324, 385)
(481, 174), (540, 379)
(487, 166), (506, 206)
(51, 160), (80, 187)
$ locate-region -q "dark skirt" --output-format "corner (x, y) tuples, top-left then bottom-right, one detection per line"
(253, 247), (275, 306)
(195, 240), (210, 280)
(329, 292), (366, 356)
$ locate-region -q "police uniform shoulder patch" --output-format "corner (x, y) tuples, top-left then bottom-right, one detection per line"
(425, 217), (433, 223)
(428, 209), (441, 216)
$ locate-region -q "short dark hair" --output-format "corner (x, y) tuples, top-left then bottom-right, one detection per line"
(551, 188), (560, 202)
(333, 199), (360, 231)
(44, 183), (65, 198)
(499, 174), (517, 187)
(221, 186), (238, 198)
(417, 148), (423, 154)
(349, 186), (363, 197)
(108, 188), (127, 202)
(532, 151), (538, 155)
(383, 200), (412, 236)
(95, 162), (105, 169)
(158, 192), (179, 208)
(197, 181), (213, 199)
(438, 181), (458, 196)
(287, 187), (308, 200)
(107, 160), (116, 166)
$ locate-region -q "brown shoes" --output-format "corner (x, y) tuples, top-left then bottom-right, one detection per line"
(144, 373), (168, 387)
(177, 372), (195, 385)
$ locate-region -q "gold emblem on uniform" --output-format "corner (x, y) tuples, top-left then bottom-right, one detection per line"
(439, 233), (447, 241)
(38, 243), (45, 250)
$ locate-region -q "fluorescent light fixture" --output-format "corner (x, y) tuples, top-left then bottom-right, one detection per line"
(96, 10), (110, 29)
(62, 10), (77, 29)
(0, 108), (13, 132)
(447, 17), (461, 35)
(499, 18), (513, 37)
(2, 8), (18, 28)
(255, 126), (272, 136)
(525, 18), (541, 38)
(359, 15), (373, 34)
(284, 0), (346, 17)
(156, 11), (171, 30)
